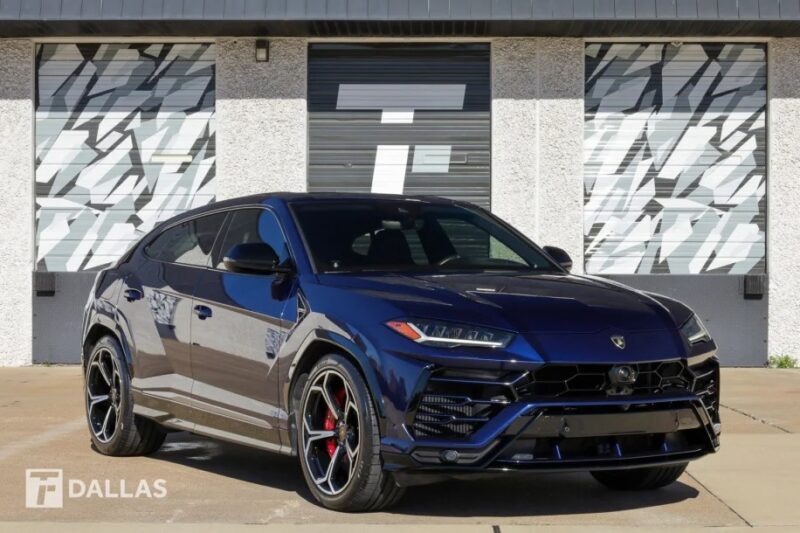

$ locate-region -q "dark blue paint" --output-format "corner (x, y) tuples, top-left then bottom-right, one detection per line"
(82, 193), (719, 479)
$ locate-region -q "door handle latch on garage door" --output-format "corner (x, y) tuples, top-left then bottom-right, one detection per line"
(193, 305), (213, 320)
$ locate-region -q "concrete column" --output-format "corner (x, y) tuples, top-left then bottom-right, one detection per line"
(536, 39), (585, 272)
(216, 38), (307, 200)
(0, 40), (34, 366)
(768, 39), (800, 360)
(491, 38), (584, 272)
(491, 40), (539, 241)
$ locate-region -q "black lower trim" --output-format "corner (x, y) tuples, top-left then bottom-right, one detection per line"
(521, 407), (700, 439)
(384, 398), (718, 482)
(389, 450), (707, 487)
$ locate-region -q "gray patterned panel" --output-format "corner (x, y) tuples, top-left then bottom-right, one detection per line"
(584, 43), (766, 274)
(35, 43), (216, 272)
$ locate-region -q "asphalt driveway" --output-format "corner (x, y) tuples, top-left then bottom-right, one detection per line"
(0, 366), (798, 531)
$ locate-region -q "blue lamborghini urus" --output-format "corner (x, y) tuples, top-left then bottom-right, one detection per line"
(82, 193), (720, 511)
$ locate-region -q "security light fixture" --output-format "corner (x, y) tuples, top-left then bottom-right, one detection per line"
(255, 40), (269, 62)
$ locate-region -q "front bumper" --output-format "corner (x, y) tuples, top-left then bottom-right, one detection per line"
(380, 358), (720, 486)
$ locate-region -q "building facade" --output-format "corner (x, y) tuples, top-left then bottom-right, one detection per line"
(1, 1), (799, 366)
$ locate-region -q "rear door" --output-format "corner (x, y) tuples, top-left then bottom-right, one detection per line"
(189, 208), (296, 450)
(118, 211), (226, 428)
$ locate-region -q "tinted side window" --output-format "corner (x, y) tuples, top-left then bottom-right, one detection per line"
(215, 209), (290, 270)
(145, 212), (226, 266)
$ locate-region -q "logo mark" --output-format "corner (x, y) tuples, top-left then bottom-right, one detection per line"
(26, 469), (63, 509)
(610, 335), (626, 350)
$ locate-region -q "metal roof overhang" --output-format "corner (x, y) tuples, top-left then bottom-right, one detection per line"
(2, 19), (800, 38)
(2, 0), (800, 38)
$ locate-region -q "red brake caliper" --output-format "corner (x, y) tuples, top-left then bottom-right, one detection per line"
(323, 386), (347, 457)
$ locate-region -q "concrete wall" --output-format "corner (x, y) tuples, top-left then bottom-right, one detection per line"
(32, 273), (96, 363)
(768, 39), (800, 360)
(216, 38), (307, 200)
(491, 38), (584, 272)
(2, 36), (795, 366)
(610, 275), (768, 366)
(0, 40), (33, 366)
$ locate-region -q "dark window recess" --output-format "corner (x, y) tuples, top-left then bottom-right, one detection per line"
(145, 212), (226, 267)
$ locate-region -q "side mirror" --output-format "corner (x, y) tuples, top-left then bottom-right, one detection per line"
(223, 243), (292, 275)
(543, 246), (573, 272)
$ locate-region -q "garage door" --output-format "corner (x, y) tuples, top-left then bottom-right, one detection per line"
(584, 43), (766, 275)
(308, 43), (491, 209)
(35, 43), (216, 272)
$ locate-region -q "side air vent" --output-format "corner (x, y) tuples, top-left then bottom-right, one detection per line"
(689, 357), (720, 422)
(296, 291), (309, 322)
(412, 369), (524, 439)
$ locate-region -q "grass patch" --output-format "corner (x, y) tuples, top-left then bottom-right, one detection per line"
(769, 354), (799, 369)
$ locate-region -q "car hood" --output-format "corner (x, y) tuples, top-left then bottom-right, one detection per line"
(316, 271), (688, 363)
(318, 271), (679, 333)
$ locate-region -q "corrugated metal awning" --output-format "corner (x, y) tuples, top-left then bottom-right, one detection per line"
(2, 0), (800, 37)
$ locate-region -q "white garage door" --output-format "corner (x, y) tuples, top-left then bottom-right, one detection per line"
(584, 43), (766, 275)
(35, 43), (216, 272)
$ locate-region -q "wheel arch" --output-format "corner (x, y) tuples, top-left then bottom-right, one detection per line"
(82, 323), (134, 371)
(285, 334), (387, 455)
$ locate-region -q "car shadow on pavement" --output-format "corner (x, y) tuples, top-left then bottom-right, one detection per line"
(145, 432), (699, 516)
(390, 474), (699, 517)
(142, 432), (318, 501)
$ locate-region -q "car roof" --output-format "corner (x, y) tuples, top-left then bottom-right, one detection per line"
(172, 192), (463, 220)
(265, 191), (460, 204)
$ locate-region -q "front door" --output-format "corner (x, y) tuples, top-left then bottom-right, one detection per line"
(190, 208), (296, 450)
(118, 211), (226, 428)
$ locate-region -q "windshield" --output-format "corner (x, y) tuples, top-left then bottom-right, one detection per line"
(291, 200), (561, 274)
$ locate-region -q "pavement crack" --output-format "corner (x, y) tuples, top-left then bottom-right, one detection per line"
(721, 402), (792, 433)
(687, 471), (753, 528)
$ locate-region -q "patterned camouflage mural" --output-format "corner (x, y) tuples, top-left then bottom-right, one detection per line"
(35, 43), (216, 272)
(584, 43), (766, 274)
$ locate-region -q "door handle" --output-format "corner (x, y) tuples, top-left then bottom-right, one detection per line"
(193, 305), (212, 320)
(123, 288), (142, 302)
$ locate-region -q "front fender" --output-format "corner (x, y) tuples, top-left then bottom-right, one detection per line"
(279, 310), (432, 451)
(287, 327), (389, 419)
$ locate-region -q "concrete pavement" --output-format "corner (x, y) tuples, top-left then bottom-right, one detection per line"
(0, 367), (798, 530)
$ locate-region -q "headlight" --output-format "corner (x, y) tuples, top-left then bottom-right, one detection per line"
(681, 314), (711, 344)
(385, 319), (514, 349)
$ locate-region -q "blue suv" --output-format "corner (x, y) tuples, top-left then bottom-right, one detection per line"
(82, 193), (720, 511)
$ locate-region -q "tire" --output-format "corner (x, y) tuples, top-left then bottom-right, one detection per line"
(84, 335), (166, 456)
(296, 354), (405, 512)
(591, 463), (688, 490)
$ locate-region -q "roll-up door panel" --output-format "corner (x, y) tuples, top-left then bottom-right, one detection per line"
(35, 43), (216, 272)
(308, 44), (491, 209)
(584, 43), (766, 275)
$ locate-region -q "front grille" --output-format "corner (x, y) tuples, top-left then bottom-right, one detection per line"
(411, 358), (720, 440)
(515, 361), (692, 399)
